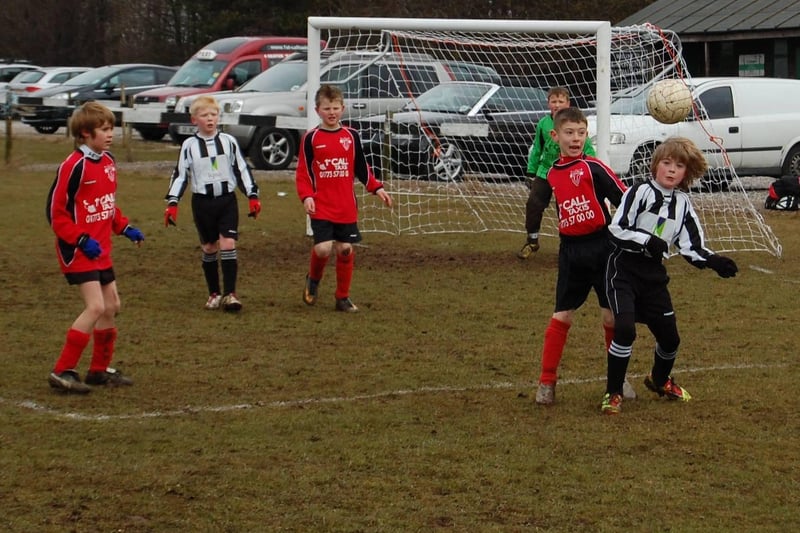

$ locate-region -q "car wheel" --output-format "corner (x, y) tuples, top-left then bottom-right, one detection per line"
(781, 144), (800, 176)
(249, 127), (295, 170)
(430, 140), (464, 182)
(626, 144), (657, 186)
(135, 126), (166, 142)
(34, 125), (59, 134)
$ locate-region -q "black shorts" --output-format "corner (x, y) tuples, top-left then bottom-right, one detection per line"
(192, 192), (239, 244)
(65, 268), (115, 286)
(553, 234), (611, 312)
(310, 219), (362, 245)
(605, 247), (674, 323)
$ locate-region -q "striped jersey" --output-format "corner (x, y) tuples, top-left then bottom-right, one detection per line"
(609, 180), (714, 264)
(165, 132), (258, 201)
(295, 125), (384, 224)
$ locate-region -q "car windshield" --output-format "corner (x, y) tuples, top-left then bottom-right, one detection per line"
(236, 62), (307, 92)
(61, 66), (120, 87)
(410, 83), (494, 114)
(168, 58), (229, 88)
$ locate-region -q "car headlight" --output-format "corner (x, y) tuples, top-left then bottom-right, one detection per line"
(222, 100), (244, 113)
(165, 96), (177, 107)
(609, 132), (626, 145)
(51, 92), (71, 101)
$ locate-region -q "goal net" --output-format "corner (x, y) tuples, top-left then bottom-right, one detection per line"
(306, 18), (782, 257)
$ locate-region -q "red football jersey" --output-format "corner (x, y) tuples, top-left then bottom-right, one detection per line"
(296, 126), (384, 224)
(546, 154), (626, 237)
(47, 147), (129, 273)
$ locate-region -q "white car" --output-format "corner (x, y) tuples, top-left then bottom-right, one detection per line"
(7, 66), (90, 104)
(588, 77), (800, 183)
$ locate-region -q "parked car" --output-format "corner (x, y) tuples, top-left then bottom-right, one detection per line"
(356, 81), (549, 181)
(587, 76), (800, 184)
(7, 66), (89, 103)
(131, 36), (312, 141)
(0, 60), (41, 117)
(171, 52), (487, 170)
(15, 63), (177, 134)
(0, 60), (40, 90)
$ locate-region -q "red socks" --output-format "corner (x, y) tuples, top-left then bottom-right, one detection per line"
(538, 318), (571, 385)
(89, 327), (117, 372)
(308, 248), (328, 281)
(335, 250), (355, 300)
(604, 324), (615, 352)
(53, 328), (90, 374)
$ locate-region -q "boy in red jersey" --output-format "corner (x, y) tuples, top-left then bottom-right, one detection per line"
(296, 84), (392, 312)
(46, 102), (144, 393)
(531, 107), (631, 406)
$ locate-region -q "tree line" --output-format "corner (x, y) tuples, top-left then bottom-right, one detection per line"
(1, 0), (656, 68)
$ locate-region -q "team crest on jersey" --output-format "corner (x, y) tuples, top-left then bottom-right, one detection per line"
(569, 167), (584, 186)
(339, 136), (352, 151)
(104, 163), (116, 183)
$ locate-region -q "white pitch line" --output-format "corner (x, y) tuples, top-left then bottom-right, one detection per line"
(0, 362), (792, 422)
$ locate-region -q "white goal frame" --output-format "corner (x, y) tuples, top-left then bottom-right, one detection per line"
(306, 17), (613, 161)
(302, 17), (781, 257)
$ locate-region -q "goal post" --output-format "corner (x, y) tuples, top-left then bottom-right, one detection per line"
(304, 17), (782, 257)
(306, 17), (612, 161)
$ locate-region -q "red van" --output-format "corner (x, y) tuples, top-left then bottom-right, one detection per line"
(132, 36), (310, 141)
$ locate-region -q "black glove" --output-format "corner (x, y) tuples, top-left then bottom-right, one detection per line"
(706, 254), (738, 278)
(77, 233), (102, 259)
(645, 236), (668, 259)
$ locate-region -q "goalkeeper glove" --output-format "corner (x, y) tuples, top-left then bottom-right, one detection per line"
(706, 254), (738, 278)
(645, 236), (668, 259)
(248, 197), (261, 219)
(164, 204), (178, 227)
(122, 225), (144, 243)
(77, 234), (102, 259)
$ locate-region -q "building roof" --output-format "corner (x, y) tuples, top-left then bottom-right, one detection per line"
(618, 0), (800, 36)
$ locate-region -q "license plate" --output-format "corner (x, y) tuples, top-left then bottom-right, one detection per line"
(176, 125), (196, 135)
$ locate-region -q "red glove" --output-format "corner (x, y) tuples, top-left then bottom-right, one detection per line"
(248, 197), (262, 219)
(164, 204), (178, 226)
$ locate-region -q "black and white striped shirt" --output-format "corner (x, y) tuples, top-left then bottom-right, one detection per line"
(165, 132), (258, 202)
(609, 180), (714, 265)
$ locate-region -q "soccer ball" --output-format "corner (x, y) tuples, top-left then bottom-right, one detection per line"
(646, 79), (693, 124)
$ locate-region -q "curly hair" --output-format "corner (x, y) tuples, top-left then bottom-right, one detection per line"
(650, 137), (708, 191)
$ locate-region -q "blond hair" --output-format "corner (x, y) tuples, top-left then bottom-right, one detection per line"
(190, 95), (220, 116)
(69, 101), (115, 142)
(650, 137), (708, 190)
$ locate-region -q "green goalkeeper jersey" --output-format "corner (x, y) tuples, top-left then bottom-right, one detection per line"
(526, 114), (596, 179)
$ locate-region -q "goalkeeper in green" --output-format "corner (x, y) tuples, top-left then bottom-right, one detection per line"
(518, 87), (596, 259)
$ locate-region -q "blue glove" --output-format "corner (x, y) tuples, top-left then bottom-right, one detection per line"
(77, 234), (102, 259)
(123, 225), (144, 243)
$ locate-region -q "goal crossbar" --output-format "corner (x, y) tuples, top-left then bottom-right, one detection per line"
(306, 17), (612, 161)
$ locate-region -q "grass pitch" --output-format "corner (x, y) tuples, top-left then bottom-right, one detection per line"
(1, 133), (798, 532)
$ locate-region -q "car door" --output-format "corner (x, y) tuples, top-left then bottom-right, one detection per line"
(679, 84), (743, 169)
